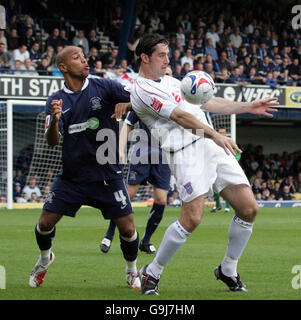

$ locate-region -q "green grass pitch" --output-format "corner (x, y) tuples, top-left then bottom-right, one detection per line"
(0, 206), (300, 300)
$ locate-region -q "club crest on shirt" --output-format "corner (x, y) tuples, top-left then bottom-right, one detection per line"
(90, 97), (102, 111)
(184, 182), (193, 194)
(129, 171), (137, 181)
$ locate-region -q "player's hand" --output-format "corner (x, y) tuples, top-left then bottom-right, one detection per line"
(247, 97), (279, 117)
(111, 102), (131, 120)
(213, 132), (242, 156)
(51, 99), (62, 122)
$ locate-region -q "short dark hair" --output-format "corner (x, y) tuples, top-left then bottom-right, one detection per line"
(135, 33), (169, 63)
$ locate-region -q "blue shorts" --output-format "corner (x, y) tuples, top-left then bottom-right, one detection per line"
(126, 163), (171, 190)
(43, 177), (133, 219)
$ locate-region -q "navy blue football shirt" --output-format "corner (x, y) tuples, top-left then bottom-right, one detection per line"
(45, 77), (130, 183)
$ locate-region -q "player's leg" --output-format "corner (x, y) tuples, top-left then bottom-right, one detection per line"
(225, 201), (231, 212)
(29, 177), (82, 288)
(114, 213), (140, 289)
(100, 184), (139, 253)
(140, 187), (168, 254)
(140, 194), (205, 295)
(215, 184), (258, 291)
(29, 210), (62, 288)
(211, 192), (221, 212)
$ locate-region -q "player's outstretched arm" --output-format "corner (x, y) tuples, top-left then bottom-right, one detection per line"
(45, 99), (62, 146)
(202, 97), (278, 117)
(170, 107), (241, 156)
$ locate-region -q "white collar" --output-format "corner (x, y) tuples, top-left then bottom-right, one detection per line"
(63, 78), (89, 94)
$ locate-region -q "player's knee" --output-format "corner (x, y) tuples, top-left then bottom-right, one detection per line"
(154, 199), (166, 206)
(240, 202), (258, 222)
(119, 225), (136, 239)
(38, 218), (55, 232)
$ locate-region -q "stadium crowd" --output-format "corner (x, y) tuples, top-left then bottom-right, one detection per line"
(0, 0), (300, 86)
(0, 0), (300, 204)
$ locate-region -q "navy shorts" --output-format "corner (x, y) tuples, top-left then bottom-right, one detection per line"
(43, 177), (133, 219)
(126, 163), (171, 190)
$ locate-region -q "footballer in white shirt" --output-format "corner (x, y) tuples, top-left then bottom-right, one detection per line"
(130, 33), (278, 295)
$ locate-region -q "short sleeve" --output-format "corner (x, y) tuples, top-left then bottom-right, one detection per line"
(133, 79), (177, 120)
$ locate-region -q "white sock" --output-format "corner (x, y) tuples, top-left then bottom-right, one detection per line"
(221, 215), (253, 277)
(40, 249), (51, 265)
(147, 220), (190, 279)
(126, 259), (137, 274)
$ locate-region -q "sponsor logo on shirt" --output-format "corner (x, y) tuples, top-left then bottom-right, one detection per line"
(150, 97), (163, 113)
(68, 117), (99, 134)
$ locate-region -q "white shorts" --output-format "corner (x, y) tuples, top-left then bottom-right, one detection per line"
(168, 138), (250, 203)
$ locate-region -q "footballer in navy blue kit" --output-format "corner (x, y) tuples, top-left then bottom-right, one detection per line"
(100, 110), (171, 255)
(29, 46), (141, 290)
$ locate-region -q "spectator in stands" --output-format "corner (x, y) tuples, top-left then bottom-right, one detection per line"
(6, 14), (18, 33)
(172, 64), (182, 80)
(279, 185), (293, 200)
(0, 30), (7, 48)
(18, 15), (34, 37)
(72, 30), (89, 55)
(248, 41), (259, 59)
(41, 45), (56, 68)
(29, 192), (38, 203)
(205, 23), (220, 49)
(194, 37), (205, 57)
(205, 38), (218, 62)
(150, 10), (160, 31)
(181, 62), (190, 77)
(11, 59), (23, 74)
(205, 62), (216, 79)
(294, 172), (301, 193)
(294, 44), (301, 64)
(251, 178), (262, 195)
(58, 29), (70, 47)
(13, 183), (22, 202)
(271, 182), (282, 200)
(37, 57), (52, 76)
(289, 58), (301, 85)
(20, 27), (36, 48)
(20, 57), (38, 76)
(169, 48), (181, 71)
(229, 26), (242, 49)
(176, 26), (185, 47)
(261, 30), (273, 49)
(258, 56), (274, 77)
(93, 60), (106, 77)
(11, 43), (29, 67)
(225, 40), (236, 68)
(88, 47), (101, 69)
(217, 51), (232, 71)
(180, 48), (194, 70)
(215, 68), (230, 83)
(46, 28), (60, 51)
(264, 72), (280, 88)
(229, 66), (248, 85)
(29, 41), (41, 67)
(17, 191), (29, 203)
(237, 46), (249, 64)
(49, 62), (62, 77)
(258, 42), (269, 61)
(0, 42), (11, 71)
(22, 177), (42, 199)
(280, 175), (296, 194)
(6, 27), (19, 51)
(87, 29), (101, 51)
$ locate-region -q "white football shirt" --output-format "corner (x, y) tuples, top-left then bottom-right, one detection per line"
(131, 75), (212, 152)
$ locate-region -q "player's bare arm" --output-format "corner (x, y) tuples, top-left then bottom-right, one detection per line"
(111, 102), (132, 119)
(202, 97), (279, 117)
(170, 107), (241, 156)
(119, 121), (131, 164)
(45, 99), (62, 146)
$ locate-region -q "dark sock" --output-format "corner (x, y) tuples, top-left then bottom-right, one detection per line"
(120, 231), (139, 262)
(142, 203), (165, 244)
(35, 224), (56, 251)
(105, 220), (116, 241)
